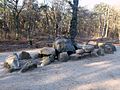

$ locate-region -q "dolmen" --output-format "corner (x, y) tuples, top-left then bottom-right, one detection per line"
(3, 36), (117, 73)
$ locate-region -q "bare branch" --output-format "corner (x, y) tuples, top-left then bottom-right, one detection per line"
(18, 0), (25, 15)
(68, 1), (73, 9)
(7, 0), (15, 6)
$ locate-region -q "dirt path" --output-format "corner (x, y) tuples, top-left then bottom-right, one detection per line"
(0, 47), (120, 90)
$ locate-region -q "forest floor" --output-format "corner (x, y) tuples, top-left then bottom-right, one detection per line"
(0, 47), (120, 90)
(0, 36), (54, 52)
(0, 36), (117, 52)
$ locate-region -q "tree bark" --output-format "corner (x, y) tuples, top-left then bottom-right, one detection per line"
(69, 0), (79, 42)
(104, 10), (109, 38)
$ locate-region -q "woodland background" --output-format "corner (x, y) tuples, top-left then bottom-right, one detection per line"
(0, 0), (120, 51)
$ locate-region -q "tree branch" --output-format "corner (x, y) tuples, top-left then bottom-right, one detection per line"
(68, 1), (74, 9)
(18, 0), (25, 15)
(7, 0), (15, 6)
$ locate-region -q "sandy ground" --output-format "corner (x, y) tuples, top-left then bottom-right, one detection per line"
(0, 47), (120, 90)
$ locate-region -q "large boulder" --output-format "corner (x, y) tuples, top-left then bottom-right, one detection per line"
(70, 54), (81, 60)
(91, 49), (99, 57)
(105, 42), (116, 52)
(88, 41), (97, 46)
(82, 45), (94, 53)
(58, 52), (69, 62)
(74, 43), (83, 49)
(98, 42), (115, 54)
(104, 45), (113, 54)
(4, 53), (37, 73)
(98, 42), (116, 53)
(39, 47), (56, 56)
(32, 53), (41, 59)
(88, 41), (98, 47)
(4, 53), (20, 72)
(39, 47), (56, 62)
(19, 51), (31, 60)
(97, 47), (105, 56)
(40, 56), (52, 66)
(111, 45), (116, 52)
(19, 59), (37, 73)
(53, 36), (76, 54)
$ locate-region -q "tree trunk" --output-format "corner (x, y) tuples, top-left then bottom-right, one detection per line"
(104, 8), (109, 38)
(16, 14), (19, 40)
(13, 12), (19, 40)
(99, 15), (103, 37)
(69, 0), (79, 43)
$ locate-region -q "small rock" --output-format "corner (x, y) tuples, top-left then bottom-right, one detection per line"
(70, 54), (81, 60)
(58, 52), (69, 62)
(76, 49), (84, 55)
(98, 42), (104, 47)
(91, 49), (99, 57)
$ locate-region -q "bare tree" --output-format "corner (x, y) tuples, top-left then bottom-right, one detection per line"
(7, 0), (25, 40)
